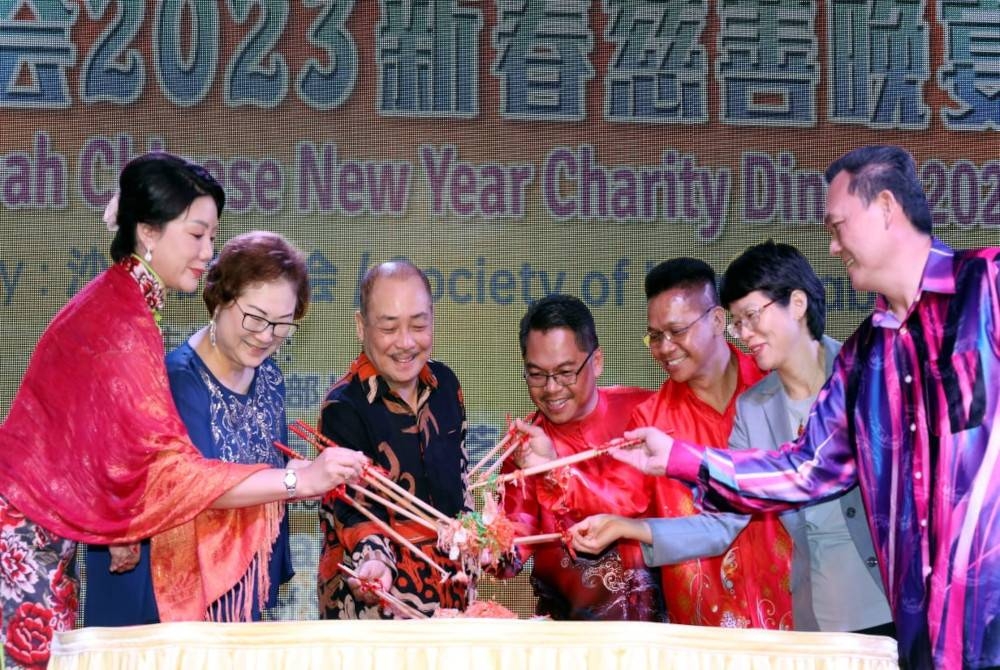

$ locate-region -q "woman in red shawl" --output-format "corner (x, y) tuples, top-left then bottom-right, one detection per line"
(0, 152), (366, 669)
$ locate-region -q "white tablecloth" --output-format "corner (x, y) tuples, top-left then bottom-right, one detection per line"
(50, 619), (899, 670)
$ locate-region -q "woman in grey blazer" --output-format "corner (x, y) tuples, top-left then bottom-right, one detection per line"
(720, 241), (893, 635)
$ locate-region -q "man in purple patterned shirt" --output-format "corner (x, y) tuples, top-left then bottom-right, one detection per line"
(615, 145), (1000, 670)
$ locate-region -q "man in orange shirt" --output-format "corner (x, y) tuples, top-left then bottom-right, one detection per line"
(572, 258), (793, 628)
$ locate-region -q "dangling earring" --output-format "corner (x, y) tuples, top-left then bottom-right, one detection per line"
(276, 335), (291, 358)
(144, 247), (153, 263)
(209, 318), (217, 347)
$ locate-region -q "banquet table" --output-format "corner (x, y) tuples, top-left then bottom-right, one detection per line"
(50, 619), (898, 670)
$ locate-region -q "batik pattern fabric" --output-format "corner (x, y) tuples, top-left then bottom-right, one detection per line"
(0, 259), (279, 666)
(495, 386), (665, 621)
(317, 353), (470, 619)
(632, 345), (793, 629)
(666, 240), (1000, 669)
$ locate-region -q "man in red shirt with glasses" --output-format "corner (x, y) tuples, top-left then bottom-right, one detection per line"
(492, 293), (664, 621)
(571, 258), (792, 628)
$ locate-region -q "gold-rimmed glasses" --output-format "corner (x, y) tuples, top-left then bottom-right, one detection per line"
(726, 299), (778, 339)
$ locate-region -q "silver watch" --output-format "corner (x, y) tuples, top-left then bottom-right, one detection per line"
(282, 468), (298, 498)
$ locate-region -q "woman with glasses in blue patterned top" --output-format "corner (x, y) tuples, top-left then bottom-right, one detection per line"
(85, 231), (310, 625)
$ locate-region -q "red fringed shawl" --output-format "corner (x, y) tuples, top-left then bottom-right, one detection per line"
(0, 264), (279, 620)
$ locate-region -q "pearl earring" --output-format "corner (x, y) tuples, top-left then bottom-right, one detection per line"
(209, 318), (217, 347)
(144, 247), (153, 263)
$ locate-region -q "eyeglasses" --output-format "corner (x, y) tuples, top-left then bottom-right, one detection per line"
(523, 349), (595, 388)
(234, 301), (299, 338)
(726, 299), (778, 339)
(644, 307), (714, 347)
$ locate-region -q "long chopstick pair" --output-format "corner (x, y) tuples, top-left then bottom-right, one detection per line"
(289, 421), (452, 580)
(468, 436), (645, 491)
(467, 412), (540, 482)
(272, 418), (329, 460)
(337, 563), (427, 619)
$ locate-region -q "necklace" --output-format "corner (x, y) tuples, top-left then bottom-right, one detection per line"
(786, 394), (815, 440)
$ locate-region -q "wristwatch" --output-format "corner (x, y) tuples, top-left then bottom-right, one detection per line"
(282, 468), (298, 498)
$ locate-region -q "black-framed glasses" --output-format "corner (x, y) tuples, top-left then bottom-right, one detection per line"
(644, 307), (714, 347)
(727, 299), (778, 339)
(234, 300), (299, 338)
(523, 349), (595, 388)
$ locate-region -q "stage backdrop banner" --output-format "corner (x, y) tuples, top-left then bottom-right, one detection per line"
(1, 1), (998, 619)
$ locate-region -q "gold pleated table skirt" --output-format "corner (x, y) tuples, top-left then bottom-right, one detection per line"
(50, 619), (898, 670)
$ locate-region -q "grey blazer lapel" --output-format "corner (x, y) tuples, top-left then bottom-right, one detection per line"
(759, 334), (841, 443)
(754, 374), (794, 445)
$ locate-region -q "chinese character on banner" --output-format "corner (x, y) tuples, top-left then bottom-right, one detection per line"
(307, 250), (338, 303)
(939, 0), (1000, 130)
(0, 0), (77, 108)
(66, 247), (108, 297)
(377, 0), (483, 116)
(716, 0), (818, 127)
(285, 374), (322, 411)
(828, 0), (929, 129)
(493, 0), (594, 120)
(604, 0), (708, 123)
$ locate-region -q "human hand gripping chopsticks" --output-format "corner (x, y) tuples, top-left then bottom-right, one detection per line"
(468, 434), (646, 491)
(608, 427), (674, 476)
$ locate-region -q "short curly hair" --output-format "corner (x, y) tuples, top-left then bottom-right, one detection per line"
(202, 231), (310, 320)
